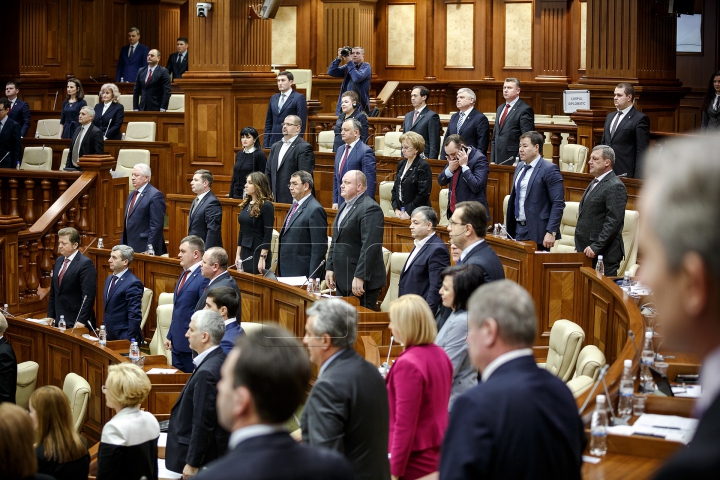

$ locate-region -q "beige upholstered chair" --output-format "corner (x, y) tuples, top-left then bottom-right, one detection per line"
(503, 194), (510, 225)
(318, 130), (334, 152)
(566, 345), (606, 398)
(140, 287), (153, 331)
(63, 373), (91, 432)
(166, 94), (185, 112)
(84, 95), (98, 109)
(382, 132), (403, 157)
(20, 146), (52, 170)
(158, 292), (174, 306)
(438, 189), (449, 226)
(374, 135), (385, 154)
(382, 247), (392, 275)
(242, 322), (264, 336)
(118, 94), (134, 111)
(149, 304), (173, 364)
(482, 112), (496, 122)
(540, 320), (585, 382)
(36, 119), (60, 139)
(535, 114), (552, 124)
(550, 202), (579, 253)
(115, 149), (151, 190)
(285, 69), (313, 100)
(59, 148), (70, 170)
(125, 122), (157, 142)
(379, 181), (395, 217)
(16, 361), (40, 410)
(270, 230), (280, 272)
(551, 115), (574, 124)
(619, 210), (639, 276)
(380, 252), (410, 312)
(559, 144), (589, 173)
(438, 113), (453, 122)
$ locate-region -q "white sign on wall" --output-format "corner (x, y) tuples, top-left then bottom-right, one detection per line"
(563, 90), (590, 114)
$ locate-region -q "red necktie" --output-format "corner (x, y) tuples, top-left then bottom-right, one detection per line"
(127, 189), (140, 215)
(412, 110), (419, 126)
(176, 270), (190, 294)
(498, 104), (511, 130)
(450, 169), (461, 211)
(146, 68), (153, 85)
(339, 145), (351, 175)
(284, 201), (300, 229)
(58, 258), (70, 286)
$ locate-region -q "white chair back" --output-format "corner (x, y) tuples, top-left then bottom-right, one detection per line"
(125, 122), (157, 142)
(36, 119), (60, 139)
(20, 146), (52, 170)
(63, 373), (91, 432)
(167, 94), (185, 112)
(115, 149), (151, 190)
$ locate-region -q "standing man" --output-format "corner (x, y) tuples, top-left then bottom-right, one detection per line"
(65, 107), (104, 171)
(439, 281), (586, 480)
(302, 300), (390, 480)
(166, 37), (189, 81)
(133, 49), (172, 112)
(447, 201), (504, 282)
(277, 171), (328, 279)
(45, 227), (97, 329)
(506, 131), (565, 251)
(204, 286), (243, 355)
(5, 83), (30, 138)
(166, 310), (229, 478)
(164, 236), (209, 372)
(600, 82), (650, 179)
(437, 134), (490, 223)
(326, 170), (386, 309)
(194, 247), (241, 318)
(122, 164), (167, 256)
(264, 115), (315, 204)
(398, 206), (450, 314)
(490, 78), (535, 165)
(188, 169), (223, 249)
(103, 245), (144, 341)
(403, 86), (441, 159)
(115, 27), (149, 83)
(263, 71), (308, 148)
(0, 98), (21, 169)
(575, 145), (628, 276)
(327, 46), (371, 115)
(0, 314), (17, 404)
(440, 88), (489, 159)
(332, 118), (376, 209)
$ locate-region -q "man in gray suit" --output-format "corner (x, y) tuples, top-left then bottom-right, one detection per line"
(490, 78), (535, 164)
(301, 299), (390, 480)
(325, 170), (386, 310)
(402, 86), (441, 159)
(574, 145), (628, 276)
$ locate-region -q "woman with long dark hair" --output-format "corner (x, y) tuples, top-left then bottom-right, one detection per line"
(229, 127), (268, 199)
(700, 70), (720, 132)
(236, 171), (274, 274)
(58, 78), (86, 139)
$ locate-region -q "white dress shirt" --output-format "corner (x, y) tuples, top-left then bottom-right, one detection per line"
(404, 232), (435, 271)
(481, 348), (534, 382)
(516, 156), (542, 221)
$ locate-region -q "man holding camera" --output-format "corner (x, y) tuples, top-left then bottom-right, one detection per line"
(327, 46), (371, 115)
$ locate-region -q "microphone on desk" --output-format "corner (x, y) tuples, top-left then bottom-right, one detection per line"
(42, 120), (51, 137)
(628, 330), (640, 358)
(0, 153), (9, 165)
(578, 364), (610, 416)
(70, 295), (88, 333)
(104, 119), (113, 139)
(498, 155), (517, 166)
(235, 256), (253, 270)
(52, 91), (59, 111)
(301, 260), (326, 287)
(262, 259), (279, 277)
(89, 76), (99, 83)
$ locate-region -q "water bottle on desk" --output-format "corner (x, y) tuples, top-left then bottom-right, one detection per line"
(640, 331), (655, 392)
(314, 278), (321, 297)
(590, 395), (608, 456)
(621, 271), (631, 292)
(147, 244), (155, 256)
(306, 278), (315, 295)
(129, 338), (140, 363)
(595, 255), (605, 276)
(97, 238), (104, 248)
(400, 207), (405, 218)
(99, 325), (107, 347)
(618, 359), (634, 416)
(58, 315), (66, 332)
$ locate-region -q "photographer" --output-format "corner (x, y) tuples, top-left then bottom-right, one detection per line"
(327, 46), (371, 115)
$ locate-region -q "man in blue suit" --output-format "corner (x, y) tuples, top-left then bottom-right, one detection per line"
(263, 71), (307, 148)
(440, 280), (586, 480)
(402, 86), (441, 159)
(195, 247), (241, 317)
(437, 134), (490, 222)
(506, 131), (565, 251)
(204, 286), (243, 355)
(327, 46), (371, 115)
(188, 169), (223, 249)
(333, 118), (376, 208)
(116, 27), (149, 82)
(103, 245), (144, 341)
(5, 83), (30, 138)
(440, 88), (489, 159)
(164, 235), (209, 372)
(122, 164), (167, 256)
(398, 207), (449, 313)
(0, 98), (21, 169)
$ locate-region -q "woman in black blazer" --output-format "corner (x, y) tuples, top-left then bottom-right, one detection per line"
(391, 131), (433, 218)
(236, 171), (274, 274)
(229, 127), (268, 199)
(700, 70), (720, 132)
(93, 83), (125, 140)
(332, 90), (369, 152)
(58, 78), (86, 139)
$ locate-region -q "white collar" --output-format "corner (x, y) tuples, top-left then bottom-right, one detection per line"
(192, 345), (220, 368)
(283, 134), (299, 145)
(207, 270), (229, 286)
(113, 268), (129, 279)
(195, 190), (211, 202)
(505, 96), (520, 108)
(594, 170), (612, 183)
(185, 260), (202, 274)
(65, 250), (80, 262)
(345, 138), (360, 150)
(292, 193), (312, 208)
(223, 318), (235, 326)
(243, 146), (257, 154)
(617, 104), (633, 115)
(280, 88), (293, 97)
(459, 238), (485, 261)
(229, 424), (285, 450)
(481, 348), (534, 382)
(413, 232), (435, 249)
(415, 105), (427, 114)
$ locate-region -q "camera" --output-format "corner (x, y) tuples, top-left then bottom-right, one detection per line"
(196, 2), (212, 17)
(340, 46), (352, 57)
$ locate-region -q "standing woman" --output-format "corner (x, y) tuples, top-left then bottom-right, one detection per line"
(58, 78), (86, 139)
(229, 127), (267, 199)
(332, 90), (369, 152)
(236, 171), (274, 274)
(700, 70), (720, 132)
(93, 83), (125, 140)
(391, 131), (433, 219)
(29, 386), (90, 480)
(386, 295), (453, 480)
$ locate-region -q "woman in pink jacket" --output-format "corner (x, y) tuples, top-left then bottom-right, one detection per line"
(386, 294), (453, 480)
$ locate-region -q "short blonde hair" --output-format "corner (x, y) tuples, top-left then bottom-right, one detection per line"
(399, 131), (425, 153)
(105, 363), (152, 408)
(389, 294), (437, 346)
(100, 83), (121, 102)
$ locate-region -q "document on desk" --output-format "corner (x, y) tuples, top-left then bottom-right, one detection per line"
(608, 414), (698, 444)
(158, 458), (182, 479)
(277, 276), (308, 286)
(146, 368), (179, 374)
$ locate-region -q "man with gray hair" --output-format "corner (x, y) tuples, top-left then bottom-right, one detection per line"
(0, 313), (18, 404)
(440, 88), (489, 159)
(440, 280), (585, 480)
(574, 145), (628, 276)
(301, 298), (390, 480)
(122, 163), (167, 255)
(166, 309), (229, 478)
(103, 245), (144, 341)
(65, 106), (104, 170)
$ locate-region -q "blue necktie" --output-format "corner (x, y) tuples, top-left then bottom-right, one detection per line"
(514, 164), (532, 219)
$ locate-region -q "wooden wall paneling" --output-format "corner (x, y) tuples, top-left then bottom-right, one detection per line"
(45, 337), (74, 387)
(74, 0), (102, 79)
(110, 1), (130, 79)
(132, 5), (160, 62)
(535, 0), (569, 82)
(159, 5), (181, 69)
(492, 0), (533, 83)
(19, 1), (52, 79)
(635, 0), (676, 81)
(677, 0), (719, 90)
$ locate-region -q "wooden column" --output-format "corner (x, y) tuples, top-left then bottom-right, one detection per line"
(0, 217), (28, 309)
(319, 0), (378, 75)
(534, 0), (570, 82)
(77, 154), (125, 247)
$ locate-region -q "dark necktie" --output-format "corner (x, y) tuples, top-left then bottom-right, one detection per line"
(146, 68), (153, 85)
(339, 145), (351, 174)
(107, 275), (118, 299)
(498, 104), (511, 129)
(580, 178), (599, 214)
(610, 112), (622, 138)
(514, 164), (532, 218)
(127, 189), (140, 216)
(412, 110), (419, 126)
(129, 45), (134, 58)
(190, 197), (199, 218)
(449, 169), (461, 212)
(58, 258), (70, 286)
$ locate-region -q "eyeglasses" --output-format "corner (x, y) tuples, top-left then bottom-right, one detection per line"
(448, 220), (467, 228)
(282, 123), (300, 127)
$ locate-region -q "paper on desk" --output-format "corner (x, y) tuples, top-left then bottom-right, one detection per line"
(582, 455), (602, 464)
(277, 276), (308, 286)
(158, 432), (168, 447)
(25, 318), (49, 324)
(109, 169), (128, 178)
(672, 385), (702, 398)
(608, 414), (698, 444)
(146, 368), (179, 374)
(158, 458), (182, 479)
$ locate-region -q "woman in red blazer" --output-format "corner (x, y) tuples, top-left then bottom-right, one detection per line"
(386, 295), (453, 480)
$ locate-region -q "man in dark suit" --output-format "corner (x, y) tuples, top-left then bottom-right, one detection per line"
(327, 46), (371, 115)
(263, 71), (308, 148)
(398, 207), (450, 313)
(115, 27), (149, 83)
(188, 169), (223, 249)
(0, 314), (17, 404)
(45, 227), (97, 329)
(600, 82), (650, 179)
(326, 170), (386, 310)
(437, 134), (490, 223)
(490, 78), (535, 165)
(264, 115), (315, 204)
(333, 118), (376, 208)
(195, 324), (353, 480)
(277, 170), (328, 279)
(103, 245), (144, 341)
(122, 164), (167, 255)
(166, 37), (189, 81)
(195, 247), (241, 316)
(575, 145), (628, 276)
(5, 83), (30, 138)
(447, 201), (504, 282)
(204, 286), (243, 355)
(403, 86), (441, 159)
(302, 299), (390, 480)
(440, 88), (489, 159)
(440, 280), (586, 480)
(165, 236), (209, 372)
(132, 49), (172, 112)
(0, 98), (21, 169)
(166, 310), (229, 478)
(65, 107), (104, 171)
(506, 131), (565, 251)
(643, 135), (720, 479)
